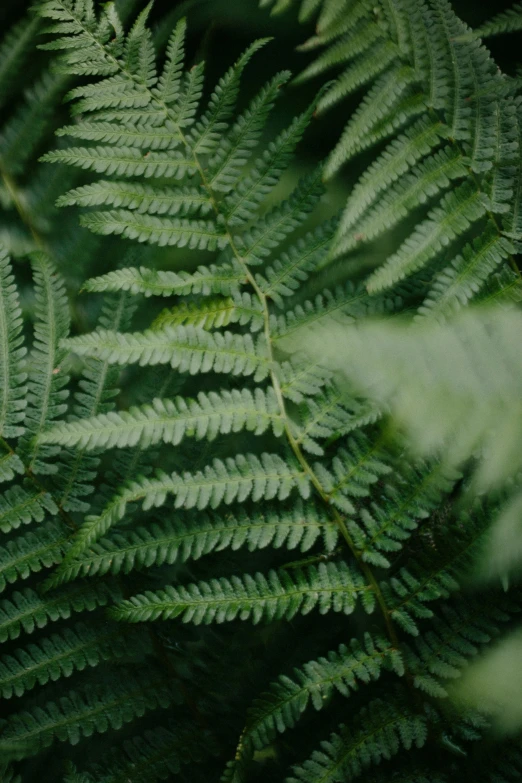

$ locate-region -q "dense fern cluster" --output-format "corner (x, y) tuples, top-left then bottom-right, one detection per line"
(0, 0), (521, 781)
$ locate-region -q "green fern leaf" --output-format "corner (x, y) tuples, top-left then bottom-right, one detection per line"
(420, 227), (515, 317)
(0, 70), (69, 175)
(208, 71), (291, 192)
(0, 670), (176, 759)
(55, 121), (182, 150)
(151, 293), (264, 332)
(49, 452), (310, 584)
(406, 598), (512, 697)
(235, 169), (325, 266)
(83, 262), (245, 297)
(40, 388), (284, 450)
(41, 147), (197, 179)
(224, 97), (323, 226)
(79, 209), (227, 249)
(287, 697), (427, 783)
(57, 180), (212, 215)
(0, 582), (117, 643)
(0, 622), (148, 698)
(48, 500), (336, 583)
(476, 3), (522, 38)
(0, 15), (41, 110)
(335, 118), (447, 248)
(339, 148), (469, 253)
(62, 324), (269, 379)
(314, 433), (391, 514)
(0, 450), (24, 484)
(0, 484), (58, 534)
(366, 183), (487, 292)
(348, 462), (460, 567)
(109, 561), (374, 624)
(323, 63), (418, 179)
(0, 249), (27, 438)
(38, 0), (123, 77)
(0, 521), (67, 592)
(190, 39), (271, 156)
(18, 254), (70, 474)
(154, 17), (186, 105)
(237, 634), (402, 756)
(256, 216), (337, 306)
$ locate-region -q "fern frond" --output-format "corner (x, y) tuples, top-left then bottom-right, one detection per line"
(237, 634), (402, 756)
(85, 724), (208, 783)
(62, 324), (269, 379)
(40, 388), (284, 450)
(190, 38), (271, 156)
(0, 670), (176, 759)
(0, 70), (68, 175)
(154, 17), (185, 105)
(52, 293), (134, 512)
(474, 266), (522, 306)
(0, 582), (117, 643)
(420, 227), (515, 317)
(49, 452), (311, 583)
(19, 254), (70, 474)
(151, 293), (264, 332)
(46, 501), (337, 583)
(277, 360), (333, 404)
(294, 17), (385, 84)
(208, 71), (291, 192)
(83, 262), (245, 297)
(25, 3), (521, 777)
(0, 249), (27, 438)
(55, 121), (182, 150)
(0, 450), (24, 484)
(38, 1), (125, 77)
(348, 462), (460, 568)
(317, 40), (400, 114)
(234, 169), (325, 266)
(109, 561), (375, 624)
(0, 521), (67, 592)
(287, 697), (427, 783)
(366, 183), (487, 293)
(224, 97), (323, 226)
(314, 433), (391, 514)
(382, 511), (490, 636)
(79, 209), (228, 249)
(476, 3), (522, 38)
(339, 148), (469, 254)
(323, 63), (418, 179)
(41, 147), (198, 180)
(272, 281), (400, 340)
(406, 598), (512, 697)
(336, 117), (447, 246)
(292, 386), (380, 456)
(0, 622), (147, 699)
(57, 180), (213, 215)
(280, 0), (519, 313)
(256, 216), (338, 306)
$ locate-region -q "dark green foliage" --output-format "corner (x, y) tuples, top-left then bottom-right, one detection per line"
(0, 1), (520, 782)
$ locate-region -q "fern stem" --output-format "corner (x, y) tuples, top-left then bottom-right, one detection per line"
(190, 157), (401, 647)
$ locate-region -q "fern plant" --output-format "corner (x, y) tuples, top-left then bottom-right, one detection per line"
(264, 0), (522, 318)
(0, 0), (521, 781)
